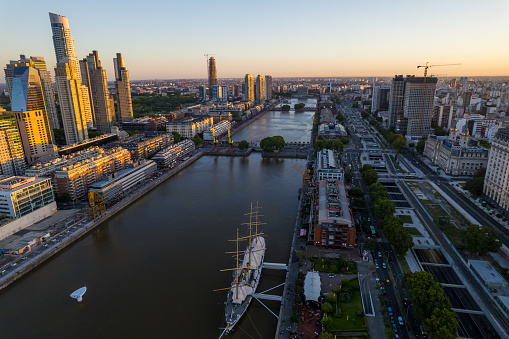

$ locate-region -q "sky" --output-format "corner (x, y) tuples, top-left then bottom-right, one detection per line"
(1, 0), (509, 81)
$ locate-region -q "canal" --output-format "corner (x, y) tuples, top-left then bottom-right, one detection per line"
(0, 100), (316, 338)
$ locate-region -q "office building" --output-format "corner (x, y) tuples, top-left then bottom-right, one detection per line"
(432, 104), (454, 130)
(372, 85), (390, 112)
(114, 53), (134, 123)
(255, 75), (265, 103)
(203, 121), (231, 141)
(232, 84), (240, 98)
(484, 128), (509, 214)
(208, 57), (217, 90)
(316, 149), (344, 181)
(198, 86), (207, 102)
(0, 114), (26, 176)
(0, 176), (54, 219)
(388, 75), (406, 133)
(244, 74), (254, 102)
(50, 12), (92, 145)
(265, 75), (273, 100)
(211, 85), (222, 101)
(83, 51), (114, 133)
(313, 179), (355, 249)
(5, 56), (60, 130)
(404, 76), (437, 137)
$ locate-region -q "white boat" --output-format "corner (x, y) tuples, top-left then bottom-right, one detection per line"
(70, 286), (87, 303)
(217, 204), (266, 338)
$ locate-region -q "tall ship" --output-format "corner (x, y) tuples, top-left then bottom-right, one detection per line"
(217, 204), (266, 338)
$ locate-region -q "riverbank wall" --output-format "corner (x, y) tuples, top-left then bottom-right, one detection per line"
(0, 151), (204, 292)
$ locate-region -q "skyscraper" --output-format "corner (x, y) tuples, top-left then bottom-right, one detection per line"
(50, 13), (92, 144)
(372, 85), (390, 112)
(265, 75), (273, 101)
(0, 114), (26, 175)
(208, 57), (217, 90)
(4, 58), (55, 164)
(255, 75), (265, 103)
(388, 75), (406, 132)
(83, 51), (114, 133)
(404, 77), (437, 137)
(5, 56), (60, 131)
(114, 53), (134, 123)
(244, 74), (254, 102)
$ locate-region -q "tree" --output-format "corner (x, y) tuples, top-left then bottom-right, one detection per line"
(171, 131), (181, 143)
(424, 308), (458, 339)
(416, 139), (426, 154)
(403, 271), (451, 320)
(192, 134), (203, 145)
(362, 169), (379, 186)
(321, 302), (333, 313)
(260, 137), (274, 152)
(479, 139), (491, 149)
(271, 135), (286, 149)
(360, 164), (373, 173)
(238, 140), (249, 151)
(56, 193), (72, 203)
(364, 238), (376, 251)
(325, 292), (337, 304)
(332, 286), (342, 295)
(384, 220), (414, 255)
(294, 103), (306, 110)
(374, 199), (395, 220)
(392, 136), (407, 157)
(340, 137), (348, 144)
(348, 186), (365, 197)
(319, 332), (335, 339)
(361, 111), (369, 119)
(352, 103), (359, 108)
(462, 224), (502, 256)
(338, 288), (353, 303)
(321, 316), (333, 330)
(464, 177), (484, 196)
(369, 183), (389, 202)
(281, 105), (291, 111)
(296, 249), (306, 260)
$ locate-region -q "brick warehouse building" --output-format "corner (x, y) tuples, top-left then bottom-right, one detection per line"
(313, 179), (356, 249)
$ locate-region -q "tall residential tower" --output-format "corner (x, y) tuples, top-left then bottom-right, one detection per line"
(255, 75), (265, 103)
(114, 53), (134, 123)
(244, 74), (254, 102)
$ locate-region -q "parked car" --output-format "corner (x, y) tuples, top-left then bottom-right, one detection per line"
(398, 316), (404, 325)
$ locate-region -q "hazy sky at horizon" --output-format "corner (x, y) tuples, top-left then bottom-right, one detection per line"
(2, 0), (508, 81)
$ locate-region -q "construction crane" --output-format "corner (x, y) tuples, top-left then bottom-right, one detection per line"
(211, 127), (220, 152)
(416, 62), (460, 135)
(288, 165), (312, 184)
(227, 128), (235, 152)
(88, 191), (106, 221)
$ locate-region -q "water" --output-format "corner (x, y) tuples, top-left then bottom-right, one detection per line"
(234, 98), (317, 144)
(0, 108), (314, 338)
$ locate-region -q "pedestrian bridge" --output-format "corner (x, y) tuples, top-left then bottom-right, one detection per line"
(252, 293), (283, 302)
(262, 262), (288, 270)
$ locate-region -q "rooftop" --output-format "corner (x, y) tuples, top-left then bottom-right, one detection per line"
(469, 260), (507, 285)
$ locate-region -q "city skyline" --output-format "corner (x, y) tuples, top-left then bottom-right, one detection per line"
(1, 0), (508, 81)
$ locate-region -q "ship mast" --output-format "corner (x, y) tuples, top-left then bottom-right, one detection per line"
(235, 228), (239, 300)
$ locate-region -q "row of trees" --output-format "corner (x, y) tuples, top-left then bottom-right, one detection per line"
(462, 224), (501, 256)
(403, 271), (458, 339)
(260, 135), (285, 152)
(294, 103), (306, 110)
(360, 164), (379, 186)
(314, 138), (347, 153)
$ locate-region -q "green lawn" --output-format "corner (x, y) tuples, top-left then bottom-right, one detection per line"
(398, 215), (413, 224)
(328, 278), (368, 332)
(405, 227), (422, 236)
(397, 254), (412, 274)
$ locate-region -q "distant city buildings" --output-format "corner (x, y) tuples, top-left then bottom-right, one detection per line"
(166, 116), (213, 139)
(265, 75), (273, 100)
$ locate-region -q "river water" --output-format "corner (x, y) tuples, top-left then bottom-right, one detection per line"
(0, 98), (316, 339)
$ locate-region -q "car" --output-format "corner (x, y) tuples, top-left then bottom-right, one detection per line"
(375, 263), (379, 269)
(392, 324), (398, 332)
(11, 263), (17, 267)
(403, 298), (409, 306)
(390, 316), (395, 324)
(385, 299), (390, 307)
(398, 316), (404, 325)
(382, 262), (386, 269)
(376, 278), (380, 284)
(328, 273), (335, 278)
(386, 279), (391, 286)
(378, 252), (382, 258)
(387, 306), (393, 316)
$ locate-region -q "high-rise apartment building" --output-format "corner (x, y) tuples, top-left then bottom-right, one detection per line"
(114, 53), (134, 123)
(371, 85), (390, 112)
(484, 128), (509, 215)
(255, 75), (265, 103)
(54, 60), (91, 145)
(404, 77), (437, 137)
(79, 58), (95, 125)
(211, 85), (222, 101)
(50, 13), (92, 145)
(208, 57), (217, 90)
(265, 75), (273, 100)
(83, 51), (114, 133)
(198, 86), (207, 102)
(14, 110), (55, 164)
(244, 74), (254, 102)
(0, 114), (26, 176)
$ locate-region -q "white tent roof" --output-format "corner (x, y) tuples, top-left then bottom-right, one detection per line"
(304, 271), (321, 302)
